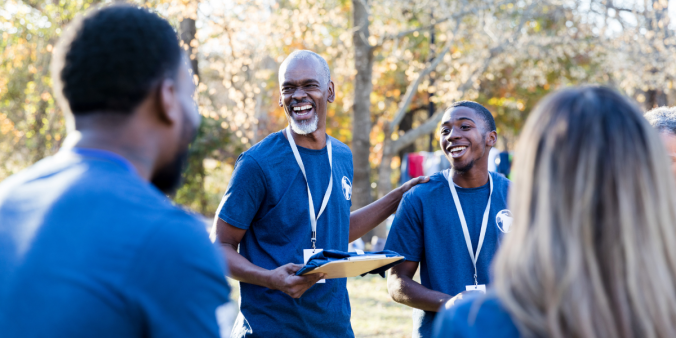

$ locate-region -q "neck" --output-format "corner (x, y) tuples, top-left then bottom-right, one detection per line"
(64, 128), (156, 181)
(286, 127), (327, 150)
(452, 165), (489, 188)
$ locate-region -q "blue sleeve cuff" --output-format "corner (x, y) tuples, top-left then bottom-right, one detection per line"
(217, 214), (250, 230)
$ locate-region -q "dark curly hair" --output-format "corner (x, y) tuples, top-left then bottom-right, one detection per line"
(56, 5), (182, 116)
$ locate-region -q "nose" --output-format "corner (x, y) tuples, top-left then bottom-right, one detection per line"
(447, 126), (461, 141)
(292, 87), (307, 101)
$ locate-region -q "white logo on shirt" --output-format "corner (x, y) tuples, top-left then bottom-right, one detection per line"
(341, 176), (352, 200)
(496, 209), (513, 233)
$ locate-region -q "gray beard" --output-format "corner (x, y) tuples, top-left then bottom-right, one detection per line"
(289, 112), (319, 135)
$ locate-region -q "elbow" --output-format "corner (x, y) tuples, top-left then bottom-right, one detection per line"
(387, 272), (405, 304)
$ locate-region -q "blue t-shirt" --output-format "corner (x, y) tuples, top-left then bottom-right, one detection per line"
(0, 148), (232, 338)
(432, 292), (521, 338)
(217, 131), (354, 338)
(384, 170), (511, 338)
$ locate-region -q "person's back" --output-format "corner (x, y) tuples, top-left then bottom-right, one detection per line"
(434, 86), (676, 338)
(0, 149), (231, 337)
(0, 5), (233, 337)
(432, 292), (519, 338)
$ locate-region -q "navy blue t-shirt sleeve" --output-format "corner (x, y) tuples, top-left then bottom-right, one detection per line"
(125, 215), (233, 338)
(217, 154), (266, 230)
(384, 191), (424, 262)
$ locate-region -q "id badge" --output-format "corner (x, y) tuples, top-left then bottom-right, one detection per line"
(303, 248), (325, 283)
(465, 284), (486, 293)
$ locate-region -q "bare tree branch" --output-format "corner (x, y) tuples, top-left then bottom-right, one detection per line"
(388, 43), (452, 130)
(388, 2), (535, 153)
(390, 52), (494, 153)
(375, 0), (514, 47)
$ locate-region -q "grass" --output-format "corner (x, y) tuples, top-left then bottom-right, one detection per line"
(347, 274), (413, 337)
(228, 275), (413, 337)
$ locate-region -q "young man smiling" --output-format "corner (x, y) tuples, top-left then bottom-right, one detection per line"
(385, 101), (511, 338)
(213, 50), (427, 337)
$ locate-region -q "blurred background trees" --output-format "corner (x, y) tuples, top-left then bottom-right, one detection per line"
(2, 0), (675, 227)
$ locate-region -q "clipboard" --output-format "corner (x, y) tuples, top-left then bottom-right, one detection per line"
(300, 255), (404, 279)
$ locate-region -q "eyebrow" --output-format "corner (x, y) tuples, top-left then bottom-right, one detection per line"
(281, 79), (321, 87)
(441, 117), (477, 126)
(457, 117), (476, 123)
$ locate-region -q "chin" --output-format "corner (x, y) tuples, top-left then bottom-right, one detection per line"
(451, 160), (475, 173)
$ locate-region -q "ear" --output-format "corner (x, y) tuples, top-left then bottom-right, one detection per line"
(327, 80), (336, 103)
(486, 130), (497, 148)
(278, 93), (283, 107)
(156, 78), (179, 126)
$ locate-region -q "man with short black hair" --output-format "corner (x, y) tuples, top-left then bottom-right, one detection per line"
(385, 101), (511, 338)
(645, 107), (676, 178)
(0, 5), (233, 337)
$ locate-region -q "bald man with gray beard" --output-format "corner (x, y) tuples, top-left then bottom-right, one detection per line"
(212, 50), (428, 337)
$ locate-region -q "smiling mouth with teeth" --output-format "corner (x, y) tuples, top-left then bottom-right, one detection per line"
(448, 146), (468, 158)
(293, 105), (313, 112)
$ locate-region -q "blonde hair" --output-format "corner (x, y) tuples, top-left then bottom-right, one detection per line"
(493, 86), (676, 338)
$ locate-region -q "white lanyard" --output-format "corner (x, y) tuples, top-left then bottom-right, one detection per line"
(285, 126), (333, 249)
(444, 169), (493, 285)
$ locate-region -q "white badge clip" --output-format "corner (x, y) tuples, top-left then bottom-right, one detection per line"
(465, 284), (486, 293)
(303, 248), (325, 283)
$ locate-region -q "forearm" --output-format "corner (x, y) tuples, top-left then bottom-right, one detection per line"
(348, 187), (403, 242)
(388, 273), (452, 312)
(219, 244), (273, 289)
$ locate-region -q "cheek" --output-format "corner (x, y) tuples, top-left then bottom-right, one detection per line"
(183, 98), (200, 127)
(310, 92), (325, 103)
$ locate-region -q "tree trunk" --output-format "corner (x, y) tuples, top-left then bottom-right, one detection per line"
(643, 0), (669, 110)
(31, 99), (48, 163)
(397, 109), (416, 160)
(351, 0), (374, 212)
(179, 7), (208, 213)
(646, 89), (668, 110)
(370, 126), (394, 240)
(180, 17), (199, 80)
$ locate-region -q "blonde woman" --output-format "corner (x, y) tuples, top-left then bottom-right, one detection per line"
(432, 86), (676, 338)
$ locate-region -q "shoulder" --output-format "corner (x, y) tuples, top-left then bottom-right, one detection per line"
(0, 155), (74, 197)
(490, 171), (511, 192)
(130, 209), (225, 275)
(435, 292), (520, 338)
(239, 131), (287, 163)
(144, 211), (214, 254)
(328, 135), (352, 157)
(403, 171), (449, 201)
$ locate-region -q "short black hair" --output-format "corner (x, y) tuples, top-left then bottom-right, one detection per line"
(449, 101), (496, 132)
(58, 5), (182, 115)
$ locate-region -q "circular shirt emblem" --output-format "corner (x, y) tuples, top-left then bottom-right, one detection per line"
(496, 209), (513, 233)
(341, 176), (352, 200)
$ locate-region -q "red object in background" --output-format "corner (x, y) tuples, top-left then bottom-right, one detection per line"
(408, 153), (425, 178)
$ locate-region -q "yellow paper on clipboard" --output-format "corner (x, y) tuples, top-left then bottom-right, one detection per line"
(300, 255), (404, 279)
